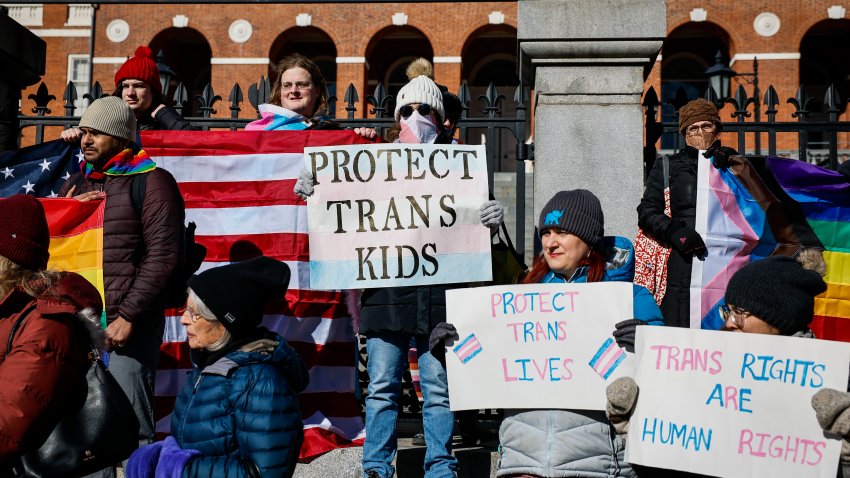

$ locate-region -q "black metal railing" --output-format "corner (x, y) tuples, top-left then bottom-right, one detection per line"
(644, 83), (850, 174)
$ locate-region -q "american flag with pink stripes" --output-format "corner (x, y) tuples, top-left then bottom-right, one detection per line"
(142, 130), (369, 460)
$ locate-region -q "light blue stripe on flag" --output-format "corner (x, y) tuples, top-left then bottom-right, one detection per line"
(588, 337), (614, 368)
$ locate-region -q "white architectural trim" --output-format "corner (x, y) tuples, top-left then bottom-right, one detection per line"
(433, 56), (462, 63)
(689, 8), (707, 22)
(336, 57), (366, 64)
(4, 4), (43, 26)
(296, 13), (312, 27)
(391, 12), (408, 26)
(729, 52), (800, 66)
(93, 57), (128, 64)
(753, 12), (781, 37)
(828, 5), (846, 19)
(106, 19), (130, 43)
(210, 57), (269, 65)
(488, 11), (505, 24)
(65, 4), (93, 27)
(30, 28), (90, 37)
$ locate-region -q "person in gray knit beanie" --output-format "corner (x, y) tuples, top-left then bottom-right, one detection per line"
(538, 189), (604, 251)
(78, 96), (137, 142)
(394, 75), (445, 122)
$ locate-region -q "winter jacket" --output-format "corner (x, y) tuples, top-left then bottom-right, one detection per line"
(171, 332), (309, 478)
(497, 236), (663, 478)
(636, 143), (737, 328)
(0, 272), (102, 466)
(59, 167), (184, 327)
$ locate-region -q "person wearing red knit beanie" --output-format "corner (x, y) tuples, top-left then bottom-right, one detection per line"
(61, 46), (194, 144)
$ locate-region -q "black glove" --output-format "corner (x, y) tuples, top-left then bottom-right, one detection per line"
(667, 223), (707, 257)
(705, 142), (737, 169)
(613, 319), (646, 352)
(429, 322), (459, 352)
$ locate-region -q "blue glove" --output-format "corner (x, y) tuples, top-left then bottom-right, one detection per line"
(155, 436), (201, 478)
(126, 441), (163, 478)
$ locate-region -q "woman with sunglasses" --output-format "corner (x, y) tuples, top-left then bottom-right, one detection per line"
(606, 254), (834, 477)
(246, 54), (375, 139)
(636, 98), (737, 328)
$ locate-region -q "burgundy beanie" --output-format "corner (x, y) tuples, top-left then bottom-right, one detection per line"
(0, 195), (50, 271)
(114, 46), (162, 95)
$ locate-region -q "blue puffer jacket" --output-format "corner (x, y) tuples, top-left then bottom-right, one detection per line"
(497, 236), (663, 478)
(171, 333), (309, 478)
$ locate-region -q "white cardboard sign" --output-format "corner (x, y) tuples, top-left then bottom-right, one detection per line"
(445, 282), (634, 411)
(627, 327), (850, 478)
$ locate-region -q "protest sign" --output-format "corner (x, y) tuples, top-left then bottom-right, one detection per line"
(445, 282), (633, 411)
(627, 327), (850, 478)
(305, 143), (492, 289)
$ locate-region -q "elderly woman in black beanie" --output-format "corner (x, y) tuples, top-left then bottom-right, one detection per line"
(127, 256), (309, 478)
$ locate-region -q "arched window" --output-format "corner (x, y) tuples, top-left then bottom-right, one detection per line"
(365, 26), (433, 103)
(800, 19), (850, 148)
(661, 22), (731, 148)
(149, 27), (212, 117)
(269, 27), (338, 116)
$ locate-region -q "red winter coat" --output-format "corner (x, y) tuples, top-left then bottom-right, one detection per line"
(0, 272), (103, 465)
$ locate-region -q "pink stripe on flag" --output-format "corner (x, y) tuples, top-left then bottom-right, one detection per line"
(599, 348), (626, 377)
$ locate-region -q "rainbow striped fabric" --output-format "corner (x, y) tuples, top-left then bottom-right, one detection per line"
(40, 198), (106, 325)
(763, 156), (850, 341)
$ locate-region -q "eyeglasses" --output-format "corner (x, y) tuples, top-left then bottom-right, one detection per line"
(719, 304), (750, 328)
(399, 104), (432, 119)
(281, 81), (312, 91)
(685, 122), (717, 135)
(179, 306), (204, 323)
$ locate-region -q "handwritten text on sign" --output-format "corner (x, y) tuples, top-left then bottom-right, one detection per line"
(627, 327), (850, 478)
(305, 144), (491, 289)
(445, 282), (633, 411)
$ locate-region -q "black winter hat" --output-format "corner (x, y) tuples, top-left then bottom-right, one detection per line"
(538, 190), (605, 250)
(188, 256), (290, 338)
(725, 256), (827, 335)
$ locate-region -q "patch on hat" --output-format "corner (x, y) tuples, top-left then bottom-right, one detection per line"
(544, 210), (563, 226)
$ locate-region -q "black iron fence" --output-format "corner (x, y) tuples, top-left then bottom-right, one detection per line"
(644, 83), (850, 174)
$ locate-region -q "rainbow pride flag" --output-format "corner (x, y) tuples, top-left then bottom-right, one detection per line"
(764, 157), (850, 341)
(39, 198), (106, 326)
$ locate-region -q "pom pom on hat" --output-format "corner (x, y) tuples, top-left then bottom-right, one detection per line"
(114, 46), (162, 95)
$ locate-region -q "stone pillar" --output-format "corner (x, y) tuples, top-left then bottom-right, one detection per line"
(0, 7), (46, 151)
(518, 0), (665, 239)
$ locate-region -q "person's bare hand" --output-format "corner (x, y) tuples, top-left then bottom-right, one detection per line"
(105, 317), (133, 350)
(60, 127), (83, 143)
(353, 127), (378, 140)
(65, 185), (105, 202)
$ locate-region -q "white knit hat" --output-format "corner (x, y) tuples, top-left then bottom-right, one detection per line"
(79, 96), (137, 142)
(394, 75), (445, 122)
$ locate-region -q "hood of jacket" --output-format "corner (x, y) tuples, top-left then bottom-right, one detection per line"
(201, 332), (309, 393)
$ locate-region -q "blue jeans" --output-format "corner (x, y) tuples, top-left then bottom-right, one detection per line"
(362, 331), (457, 478)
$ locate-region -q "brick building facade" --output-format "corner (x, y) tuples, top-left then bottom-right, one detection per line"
(7, 1), (850, 156)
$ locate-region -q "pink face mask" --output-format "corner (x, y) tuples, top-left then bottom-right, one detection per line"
(399, 111), (439, 144)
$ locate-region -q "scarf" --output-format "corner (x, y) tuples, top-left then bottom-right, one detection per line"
(83, 147), (156, 180)
(399, 110), (439, 144)
(245, 103), (317, 131)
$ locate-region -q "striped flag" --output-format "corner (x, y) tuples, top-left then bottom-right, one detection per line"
(39, 198), (106, 324)
(142, 130), (370, 460)
(588, 337), (626, 380)
(452, 333), (483, 364)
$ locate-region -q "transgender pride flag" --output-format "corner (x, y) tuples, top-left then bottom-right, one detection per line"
(690, 154), (826, 331)
(588, 337), (626, 380)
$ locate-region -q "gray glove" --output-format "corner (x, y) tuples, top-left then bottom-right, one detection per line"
(479, 200), (504, 230)
(812, 388), (850, 464)
(293, 168), (315, 200)
(429, 322), (459, 352)
(606, 376), (639, 436)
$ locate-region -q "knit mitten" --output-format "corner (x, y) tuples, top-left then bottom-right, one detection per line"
(606, 376), (639, 436)
(479, 200), (505, 230)
(293, 168), (315, 200)
(429, 322), (459, 352)
(612, 319), (646, 352)
(812, 388), (850, 464)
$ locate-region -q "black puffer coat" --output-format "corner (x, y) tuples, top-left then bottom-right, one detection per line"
(636, 142), (736, 328)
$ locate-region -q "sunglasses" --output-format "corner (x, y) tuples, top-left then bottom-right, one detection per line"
(399, 104), (432, 119)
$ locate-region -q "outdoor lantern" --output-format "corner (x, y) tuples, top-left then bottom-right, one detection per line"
(704, 50), (736, 99)
(155, 49), (177, 100)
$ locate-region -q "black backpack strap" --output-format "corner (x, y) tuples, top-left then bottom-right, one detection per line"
(662, 155), (670, 190)
(5, 304), (38, 359)
(130, 172), (148, 218)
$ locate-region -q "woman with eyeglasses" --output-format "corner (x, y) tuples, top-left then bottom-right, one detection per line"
(636, 98), (738, 328)
(127, 257), (308, 478)
(246, 53), (375, 139)
(606, 254), (835, 478)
